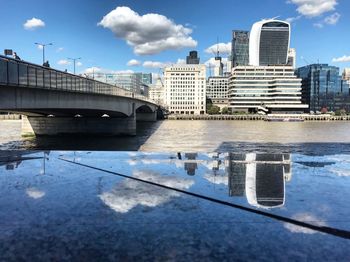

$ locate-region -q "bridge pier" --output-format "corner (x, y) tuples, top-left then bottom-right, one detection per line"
(136, 111), (157, 122)
(21, 115), (136, 136)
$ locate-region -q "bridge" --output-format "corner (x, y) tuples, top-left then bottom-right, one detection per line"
(0, 55), (159, 136)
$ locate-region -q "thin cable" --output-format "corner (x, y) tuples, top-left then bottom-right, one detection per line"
(59, 158), (350, 240)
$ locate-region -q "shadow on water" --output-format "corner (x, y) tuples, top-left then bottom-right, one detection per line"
(216, 141), (350, 155)
(1, 121), (163, 151)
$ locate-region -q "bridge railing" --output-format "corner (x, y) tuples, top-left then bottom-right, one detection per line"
(0, 55), (156, 104)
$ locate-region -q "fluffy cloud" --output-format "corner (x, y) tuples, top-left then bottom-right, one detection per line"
(84, 67), (134, 75)
(313, 23), (324, 28)
(286, 15), (302, 23)
(205, 42), (231, 55)
(324, 12), (340, 25)
(176, 58), (186, 65)
(57, 59), (71, 65)
(56, 47), (64, 53)
(23, 17), (45, 30)
(288, 0), (338, 17)
(76, 61), (83, 67)
(332, 55), (350, 63)
(143, 61), (166, 69)
(127, 59), (141, 66)
(98, 6), (197, 55)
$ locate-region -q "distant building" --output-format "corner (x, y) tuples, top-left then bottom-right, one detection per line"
(135, 72), (152, 85)
(249, 19), (290, 66)
(231, 30), (250, 68)
(164, 64), (206, 115)
(287, 48), (296, 69)
(213, 56), (224, 77)
(149, 79), (165, 105)
(229, 65), (308, 113)
(343, 68), (350, 83)
(207, 76), (229, 110)
(186, 51), (200, 64)
(297, 64), (350, 113)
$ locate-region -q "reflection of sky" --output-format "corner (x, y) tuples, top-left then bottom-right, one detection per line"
(26, 187), (45, 199)
(284, 213), (327, 234)
(99, 170), (194, 213)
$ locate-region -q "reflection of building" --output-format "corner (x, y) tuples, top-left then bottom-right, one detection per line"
(184, 162), (197, 176)
(226, 153), (291, 208)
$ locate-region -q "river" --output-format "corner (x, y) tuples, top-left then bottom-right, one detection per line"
(1, 120), (350, 153)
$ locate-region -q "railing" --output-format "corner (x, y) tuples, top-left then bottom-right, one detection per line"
(0, 55), (156, 104)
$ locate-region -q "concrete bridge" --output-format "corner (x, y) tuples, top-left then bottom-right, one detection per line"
(0, 55), (159, 136)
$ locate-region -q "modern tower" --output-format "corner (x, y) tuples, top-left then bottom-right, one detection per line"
(231, 30), (250, 68)
(249, 19), (290, 66)
(186, 51), (200, 64)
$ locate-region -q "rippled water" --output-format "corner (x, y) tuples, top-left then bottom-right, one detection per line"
(2, 120), (350, 152)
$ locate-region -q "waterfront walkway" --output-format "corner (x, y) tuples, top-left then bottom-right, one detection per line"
(168, 114), (350, 121)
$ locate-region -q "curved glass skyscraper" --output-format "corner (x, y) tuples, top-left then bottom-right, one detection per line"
(249, 19), (290, 66)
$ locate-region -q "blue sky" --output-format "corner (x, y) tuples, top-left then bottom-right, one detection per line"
(1, 0), (349, 75)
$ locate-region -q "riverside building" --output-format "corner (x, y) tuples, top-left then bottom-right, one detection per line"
(164, 64), (206, 115)
(228, 65), (308, 113)
(297, 64), (350, 113)
(231, 30), (250, 68)
(149, 79), (165, 105)
(206, 76), (229, 110)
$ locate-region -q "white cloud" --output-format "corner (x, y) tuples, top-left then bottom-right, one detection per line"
(127, 59), (141, 66)
(324, 12), (340, 25)
(56, 47), (64, 53)
(284, 213), (327, 234)
(332, 55), (350, 63)
(143, 61), (167, 69)
(76, 61), (83, 67)
(83, 67), (134, 75)
(98, 6), (197, 55)
(57, 59), (71, 65)
(286, 15), (302, 23)
(84, 67), (102, 74)
(288, 0), (338, 17)
(176, 58), (186, 65)
(313, 23), (324, 28)
(99, 170), (194, 213)
(204, 42), (231, 55)
(37, 45), (44, 50)
(23, 17), (45, 30)
(26, 187), (45, 199)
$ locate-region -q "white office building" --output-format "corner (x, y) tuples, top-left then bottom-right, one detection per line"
(149, 79), (165, 105)
(228, 65), (308, 113)
(164, 64), (206, 115)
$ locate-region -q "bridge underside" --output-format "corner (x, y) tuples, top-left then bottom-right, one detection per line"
(0, 86), (158, 136)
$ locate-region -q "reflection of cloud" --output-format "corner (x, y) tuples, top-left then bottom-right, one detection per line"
(284, 213), (326, 234)
(328, 168), (350, 177)
(203, 174), (228, 185)
(26, 187), (45, 199)
(99, 170), (194, 213)
(127, 159), (138, 166)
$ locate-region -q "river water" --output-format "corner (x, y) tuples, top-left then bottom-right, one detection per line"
(1, 120), (350, 153)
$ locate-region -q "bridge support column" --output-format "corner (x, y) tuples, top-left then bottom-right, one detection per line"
(136, 111), (157, 122)
(21, 116), (136, 136)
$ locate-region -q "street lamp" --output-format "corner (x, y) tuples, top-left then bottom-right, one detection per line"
(67, 57), (81, 75)
(35, 42), (53, 64)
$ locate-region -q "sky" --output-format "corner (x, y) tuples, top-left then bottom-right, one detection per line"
(0, 0), (349, 76)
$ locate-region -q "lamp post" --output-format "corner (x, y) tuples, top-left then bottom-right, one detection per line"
(35, 42), (53, 64)
(67, 57), (81, 75)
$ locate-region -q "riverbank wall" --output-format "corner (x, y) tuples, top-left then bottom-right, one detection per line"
(0, 114), (21, 120)
(167, 114), (350, 121)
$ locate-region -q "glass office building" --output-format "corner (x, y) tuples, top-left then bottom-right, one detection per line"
(296, 64), (350, 113)
(231, 30), (249, 67)
(250, 20), (290, 66)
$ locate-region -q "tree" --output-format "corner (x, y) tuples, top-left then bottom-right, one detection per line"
(207, 105), (220, 115)
(221, 107), (230, 115)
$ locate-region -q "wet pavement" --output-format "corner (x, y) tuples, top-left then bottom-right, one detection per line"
(0, 150), (349, 261)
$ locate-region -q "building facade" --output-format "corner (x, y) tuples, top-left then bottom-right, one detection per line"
(287, 48), (296, 69)
(249, 19), (290, 66)
(207, 76), (229, 110)
(186, 51), (200, 64)
(164, 64), (206, 115)
(228, 65), (308, 113)
(297, 64), (350, 113)
(231, 30), (250, 68)
(149, 79), (165, 105)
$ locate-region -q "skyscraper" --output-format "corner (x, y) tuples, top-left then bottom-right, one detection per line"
(249, 19), (290, 66)
(231, 30), (249, 68)
(186, 51), (200, 64)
